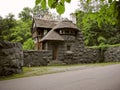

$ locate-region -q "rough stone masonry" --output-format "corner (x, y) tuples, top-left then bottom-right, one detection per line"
(0, 40), (23, 76)
(0, 40), (120, 76)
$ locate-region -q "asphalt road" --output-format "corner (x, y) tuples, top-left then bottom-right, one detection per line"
(0, 64), (120, 90)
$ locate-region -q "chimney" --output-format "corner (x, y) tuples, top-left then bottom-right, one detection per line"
(70, 13), (76, 24)
(43, 12), (52, 20)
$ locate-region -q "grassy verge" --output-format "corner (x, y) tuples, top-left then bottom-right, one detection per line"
(89, 44), (120, 49)
(0, 62), (120, 81)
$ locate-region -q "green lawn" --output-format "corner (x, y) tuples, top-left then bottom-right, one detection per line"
(0, 62), (120, 81)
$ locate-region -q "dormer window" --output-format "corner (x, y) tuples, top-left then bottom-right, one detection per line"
(58, 29), (76, 35)
(60, 30), (62, 34)
(65, 30), (69, 34)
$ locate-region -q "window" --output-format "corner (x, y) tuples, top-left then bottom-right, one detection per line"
(44, 30), (48, 35)
(42, 42), (45, 50)
(34, 38), (37, 43)
(67, 45), (71, 51)
(65, 30), (69, 34)
(60, 30), (62, 34)
(71, 31), (75, 34)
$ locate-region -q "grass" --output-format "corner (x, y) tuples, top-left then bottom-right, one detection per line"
(0, 62), (120, 81)
(89, 44), (120, 49)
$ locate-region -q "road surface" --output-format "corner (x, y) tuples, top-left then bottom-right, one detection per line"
(0, 64), (120, 90)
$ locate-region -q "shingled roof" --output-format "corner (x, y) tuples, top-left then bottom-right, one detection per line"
(34, 17), (58, 28)
(52, 20), (79, 31)
(40, 30), (64, 42)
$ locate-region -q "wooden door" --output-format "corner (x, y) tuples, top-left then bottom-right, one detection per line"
(52, 45), (58, 60)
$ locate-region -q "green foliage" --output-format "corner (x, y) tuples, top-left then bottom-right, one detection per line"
(9, 20), (32, 44)
(0, 13), (16, 41)
(19, 7), (32, 22)
(41, 0), (47, 9)
(97, 36), (106, 45)
(56, 2), (65, 14)
(0, 11), (32, 45)
(66, 0), (71, 3)
(89, 44), (120, 49)
(35, 0), (71, 14)
(48, 0), (55, 8)
(76, 1), (120, 46)
(108, 33), (120, 44)
(0, 8), (33, 44)
(23, 38), (34, 50)
(36, 0), (41, 5)
(0, 16), (3, 38)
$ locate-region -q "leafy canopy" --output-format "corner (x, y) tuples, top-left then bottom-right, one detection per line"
(35, 0), (71, 14)
(76, 0), (120, 46)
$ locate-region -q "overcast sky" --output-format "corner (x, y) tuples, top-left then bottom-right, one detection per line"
(0, 0), (79, 19)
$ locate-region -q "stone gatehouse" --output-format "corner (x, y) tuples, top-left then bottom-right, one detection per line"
(0, 18), (120, 75)
(24, 17), (120, 66)
(31, 17), (84, 62)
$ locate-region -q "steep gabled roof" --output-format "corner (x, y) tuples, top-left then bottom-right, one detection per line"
(40, 30), (64, 42)
(52, 20), (79, 31)
(34, 17), (58, 29)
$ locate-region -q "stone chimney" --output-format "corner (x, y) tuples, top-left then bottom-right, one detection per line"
(70, 13), (76, 24)
(43, 12), (52, 20)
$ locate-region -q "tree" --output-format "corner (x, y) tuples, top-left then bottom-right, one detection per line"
(33, 5), (50, 17)
(0, 12), (32, 44)
(19, 7), (32, 22)
(0, 16), (3, 39)
(35, 0), (120, 26)
(1, 13), (16, 41)
(76, 1), (120, 46)
(9, 20), (32, 44)
(23, 38), (34, 50)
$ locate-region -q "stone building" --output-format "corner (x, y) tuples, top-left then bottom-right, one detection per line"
(31, 17), (84, 62)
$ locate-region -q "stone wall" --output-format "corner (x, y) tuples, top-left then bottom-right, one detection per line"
(0, 41), (23, 76)
(78, 46), (120, 63)
(78, 47), (101, 63)
(1, 41), (119, 76)
(104, 46), (120, 62)
(23, 50), (52, 66)
(63, 47), (101, 64)
(23, 45), (120, 66)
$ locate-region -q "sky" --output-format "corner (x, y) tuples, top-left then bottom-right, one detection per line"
(0, 0), (79, 19)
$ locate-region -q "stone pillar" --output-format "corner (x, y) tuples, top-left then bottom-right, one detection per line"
(0, 41), (23, 76)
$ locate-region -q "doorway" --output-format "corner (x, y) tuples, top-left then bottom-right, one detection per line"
(52, 45), (58, 60)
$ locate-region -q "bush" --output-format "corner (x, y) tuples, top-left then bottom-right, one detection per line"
(23, 38), (34, 50)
